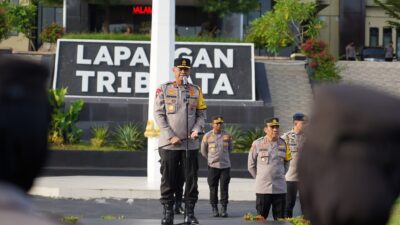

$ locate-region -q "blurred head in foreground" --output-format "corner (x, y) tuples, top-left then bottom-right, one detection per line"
(299, 85), (400, 225)
(0, 56), (50, 191)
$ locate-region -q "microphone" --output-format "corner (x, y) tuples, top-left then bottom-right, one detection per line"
(182, 76), (189, 88)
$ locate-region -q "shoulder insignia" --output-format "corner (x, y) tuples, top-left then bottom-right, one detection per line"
(156, 88), (162, 97)
(189, 86), (195, 96)
(202, 134), (208, 143)
(196, 89), (207, 110)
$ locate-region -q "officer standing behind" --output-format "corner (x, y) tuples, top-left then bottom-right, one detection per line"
(154, 58), (207, 225)
(248, 118), (291, 220)
(281, 113), (307, 218)
(200, 116), (233, 218)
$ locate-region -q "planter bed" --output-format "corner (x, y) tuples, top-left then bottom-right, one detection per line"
(43, 150), (251, 178)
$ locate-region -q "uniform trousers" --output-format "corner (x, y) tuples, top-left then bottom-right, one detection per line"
(207, 167), (231, 205)
(256, 193), (285, 220)
(174, 161), (185, 203)
(285, 181), (302, 217)
(159, 149), (199, 205)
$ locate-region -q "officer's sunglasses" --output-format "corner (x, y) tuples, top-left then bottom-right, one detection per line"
(268, 125), (279, 129)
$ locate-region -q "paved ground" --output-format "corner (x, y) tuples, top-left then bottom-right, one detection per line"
(30, 177), (257, 201)
(31, 197), (301, 225)
(30, 176), (302, 224)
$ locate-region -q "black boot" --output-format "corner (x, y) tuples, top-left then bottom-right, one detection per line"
(211, 204), (219, 217)
(174, 200), (184, 215)
(220, 204), (228, 217)
(161, 204), (174, 225)
(184, 203), (199, 225)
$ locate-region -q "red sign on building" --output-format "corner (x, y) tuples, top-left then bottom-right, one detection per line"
(132, 5), (152, 15)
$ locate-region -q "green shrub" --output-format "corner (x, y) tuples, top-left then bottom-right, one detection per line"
(90, 126), (109, 148)
(113, 123), (145, 151)
(48, 88), (84, 145)
(40, 23), (64, 43)
(6, 3), (37, 50)
(301, 39), (341, 81)
(234, 127), (264, 153)
(224, 125), (244, 153)
(0, 3), (9, 40)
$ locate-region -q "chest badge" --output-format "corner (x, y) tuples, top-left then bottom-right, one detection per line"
(167, 88), (176, 96)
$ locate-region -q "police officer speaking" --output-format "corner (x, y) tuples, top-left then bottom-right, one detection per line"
(154, 58), (207, 225)
(200, 116), (233, 218)
(248, 117), (291, 220)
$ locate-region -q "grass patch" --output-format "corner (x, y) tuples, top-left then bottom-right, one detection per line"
(63, 33), (244, 43)
(61, 215), (80, 224)
(50, 143), (141, 151)
(100, 215), (125, 220)
(281, 216), (310, 225)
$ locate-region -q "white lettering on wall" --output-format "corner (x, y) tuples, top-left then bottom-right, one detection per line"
(175, 48), (193, 63)
(114, 46), (131, 66)
(130, 47), (150, 66)
(213, 73), (233, 95)
(93, 46), (114, 65)
(193, 48), (212, 68)
(117, 72), (132, 93)
(97, 71), (115, 92)
(76, 45), (92, 65)
(214, 49), (233, 68)
(135, 72), (149, 93)
(76, 70), (95, 92)
(196, 73), (214, 94)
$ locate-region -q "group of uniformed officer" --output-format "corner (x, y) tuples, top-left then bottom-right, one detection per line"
(154, 57), (307, 225)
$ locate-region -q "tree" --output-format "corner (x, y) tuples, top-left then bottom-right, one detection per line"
(4, 3), (37, 50)
(197, 0), (259, 37)
(0, 2), (10, 41)
(245, 0), (323, 54)
(374, 0), (400, 28)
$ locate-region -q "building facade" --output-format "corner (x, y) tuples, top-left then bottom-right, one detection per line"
(1, 0), (399, 59)
(318, 0), (399, 58)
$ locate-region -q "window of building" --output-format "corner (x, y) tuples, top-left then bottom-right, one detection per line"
(369, 27), (379, 47)
(383, 27), (392, 48)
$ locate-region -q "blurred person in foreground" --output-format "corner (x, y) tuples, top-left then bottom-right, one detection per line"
(299, 84), (400, 225)
(281, 112), (308, 218)
(0, 56), (57, 225)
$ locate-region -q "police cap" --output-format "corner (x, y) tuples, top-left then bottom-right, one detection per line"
(265, 117), (280, 127)
(212, 116), (224, 124)
(293, 112), (308, 121)
(174, 58), (191, 68)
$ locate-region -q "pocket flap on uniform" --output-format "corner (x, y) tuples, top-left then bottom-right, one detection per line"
(259, 150), (269, 157)
(166, 104), (176, 114)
